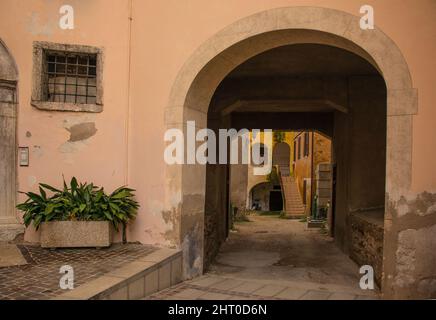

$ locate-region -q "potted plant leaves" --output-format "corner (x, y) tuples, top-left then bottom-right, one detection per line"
(16, 177), (139, 248)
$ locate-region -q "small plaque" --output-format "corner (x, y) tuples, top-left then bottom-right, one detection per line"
(19, 147), (29, 166)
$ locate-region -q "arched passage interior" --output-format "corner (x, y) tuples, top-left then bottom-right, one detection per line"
(205, 42), (386, 284)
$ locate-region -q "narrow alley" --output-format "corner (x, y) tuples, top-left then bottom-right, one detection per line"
(147, 214), (379, 300)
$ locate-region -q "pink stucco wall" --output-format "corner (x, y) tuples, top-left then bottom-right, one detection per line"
(0, 0), (435, 244)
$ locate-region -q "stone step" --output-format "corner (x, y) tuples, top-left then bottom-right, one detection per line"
(285, 205), (304, 210)
(285, 203), (305, 207)
(286, 210), (305, 214)
(286, 201), (304, 204)
(280, 175), (305, 216)
(286, 200), (304, 204)
(53, 248), (183, 300)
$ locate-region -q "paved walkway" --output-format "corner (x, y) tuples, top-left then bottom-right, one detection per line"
(0, 243), (156, 299)
(147, 214), (379, 300)
(0, 244), (27, 268)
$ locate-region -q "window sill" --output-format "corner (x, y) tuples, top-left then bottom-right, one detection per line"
(31, 100), (103, 113)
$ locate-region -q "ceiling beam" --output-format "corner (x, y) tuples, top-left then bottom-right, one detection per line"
(220, 99), (347, 116)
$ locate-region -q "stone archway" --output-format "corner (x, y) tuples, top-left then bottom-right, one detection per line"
(249, 182), (275, 212)
(0, 39), (21, 241)
(163, 7), (417, 298)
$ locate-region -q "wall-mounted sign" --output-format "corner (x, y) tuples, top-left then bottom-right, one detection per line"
(18, 147), (29, 166)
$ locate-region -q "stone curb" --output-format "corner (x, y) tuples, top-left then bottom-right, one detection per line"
(52, 248), (182, 300)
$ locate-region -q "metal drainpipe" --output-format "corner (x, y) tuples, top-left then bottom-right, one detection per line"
(124, 0), (133, 186)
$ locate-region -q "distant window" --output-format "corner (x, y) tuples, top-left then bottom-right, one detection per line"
(293, 141), (297, 161)
(297, 137), (301, 159)
(304, 132), (310, 157)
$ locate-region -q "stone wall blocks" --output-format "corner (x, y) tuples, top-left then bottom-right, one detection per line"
(276, 7), (354, 37)
(342, 23), (412, 90)
(387, 88), (418, 116)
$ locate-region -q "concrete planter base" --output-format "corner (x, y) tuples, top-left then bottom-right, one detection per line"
(41, 221), (112, 248)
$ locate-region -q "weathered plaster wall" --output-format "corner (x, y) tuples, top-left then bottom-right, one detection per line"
(350, 211), (384, 287)
(384, 192), (436, 299)
(293, 132), (312, 208)
(0, 0), (131, 243)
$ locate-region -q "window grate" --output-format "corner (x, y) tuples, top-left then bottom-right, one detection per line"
(297, 137), (301, 159)
(304, 132), (310, 157)
(293, 141), (297, 161)
(44, 51), (97, 104)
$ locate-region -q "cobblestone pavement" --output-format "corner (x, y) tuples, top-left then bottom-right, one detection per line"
(0, 243), (156, 300)
(146, 275), (377, 300)
(147, 215), (379, 300)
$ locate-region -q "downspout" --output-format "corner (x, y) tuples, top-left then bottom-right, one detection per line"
(125, 0), (133, 186)
(123, 0), (133, 243)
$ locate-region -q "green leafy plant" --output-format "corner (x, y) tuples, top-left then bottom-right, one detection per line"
(17, 177), (139, 243)
(273, 131), (285, 143)
(266, 166), (280, 185)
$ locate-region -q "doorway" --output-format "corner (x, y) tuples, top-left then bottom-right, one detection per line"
(0, 39), (20, 241)
(269, 191), (283, 211)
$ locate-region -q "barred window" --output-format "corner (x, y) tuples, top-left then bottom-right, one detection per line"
(297, 137), (301, 159)
(32, 42), (103, 113)
(293, 140), (297, 161)
(45, 51), (97, 104)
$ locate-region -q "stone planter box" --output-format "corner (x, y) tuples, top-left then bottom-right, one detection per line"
(41, 221), (112, 248)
